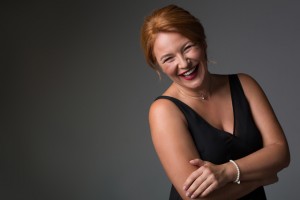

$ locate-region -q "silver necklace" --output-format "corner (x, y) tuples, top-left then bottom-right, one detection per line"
(177, 75), (212, 101)
(177, 87), (209, 101)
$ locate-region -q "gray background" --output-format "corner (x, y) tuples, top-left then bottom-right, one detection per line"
(1, 0), (299, 199)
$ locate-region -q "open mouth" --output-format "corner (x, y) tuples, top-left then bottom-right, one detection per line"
(179, 65), (199, 79)
(182, 66), (197, 76)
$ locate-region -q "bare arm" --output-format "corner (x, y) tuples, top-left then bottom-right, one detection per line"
(233, 73), (290, 181)
(195, 178), (277, 200)
(205, 176), (277, 200)
(187, 159), (278, 199)
(183, 73), (290, 198)
(149, 99), (200, 199)
(149, 97), (280, 200)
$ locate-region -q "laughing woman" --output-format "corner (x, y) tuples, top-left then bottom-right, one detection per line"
(140, 4), (290, 200)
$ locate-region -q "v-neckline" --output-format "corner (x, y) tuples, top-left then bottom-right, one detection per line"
(160, 76), (236, 137)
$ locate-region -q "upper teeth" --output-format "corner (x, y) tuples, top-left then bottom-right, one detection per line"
(183, 67), (196, 76)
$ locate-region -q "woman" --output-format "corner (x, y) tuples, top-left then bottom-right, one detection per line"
(141, 4), (290, 200)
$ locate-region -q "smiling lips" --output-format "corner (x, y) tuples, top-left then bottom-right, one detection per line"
(179, 65), (199, 80)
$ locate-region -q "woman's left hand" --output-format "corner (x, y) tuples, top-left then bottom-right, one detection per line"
(183, 159), (230, 199)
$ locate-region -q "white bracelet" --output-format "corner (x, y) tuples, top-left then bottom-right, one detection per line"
(229, 160), (241, 184)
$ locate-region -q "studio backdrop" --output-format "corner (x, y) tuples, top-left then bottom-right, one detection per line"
(1, 1), (299, 199)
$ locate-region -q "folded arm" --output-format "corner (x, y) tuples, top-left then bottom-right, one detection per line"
(149, 97), (281, 200)
(183, 74), (290, 198)
(232, 74), (290, 181)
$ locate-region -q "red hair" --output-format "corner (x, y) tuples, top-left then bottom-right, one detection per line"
(140, 4), (207, 73)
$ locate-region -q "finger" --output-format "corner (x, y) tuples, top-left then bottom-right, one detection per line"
(184, 163), (213, 191)
(187, 175), (208, 198)
(183, 169), (203, 191)
(189, 158), (204, 166)
(190, 173), (218, 199)
(200, 181), (218, 197)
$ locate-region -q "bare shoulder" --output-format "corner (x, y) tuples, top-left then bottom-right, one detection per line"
(149, 98), (200, 198)
(149, 98), (176, 115)
(237, 73), (261, 89)
(149, 98), (186, 127)
(236, 74), (289, 152)
(237, 73), (266, 101)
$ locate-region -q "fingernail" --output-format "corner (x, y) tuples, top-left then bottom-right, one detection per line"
(191, 194), (195, 199)
(183, 185), (187, 190)
(186, 192), (190, 197)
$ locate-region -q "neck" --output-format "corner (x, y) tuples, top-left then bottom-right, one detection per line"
(176, 73), (213, 101)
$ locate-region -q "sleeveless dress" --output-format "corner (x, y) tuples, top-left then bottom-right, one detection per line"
(156, 74), (266, 200)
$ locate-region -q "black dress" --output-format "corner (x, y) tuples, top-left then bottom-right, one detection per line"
(156, 74), (266, 200)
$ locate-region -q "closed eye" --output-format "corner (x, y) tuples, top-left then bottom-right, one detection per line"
(163, 57), (174, 63)
(184, 44), (195, 52)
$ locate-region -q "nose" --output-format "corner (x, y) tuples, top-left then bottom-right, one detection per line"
(178, 56), (190, 69)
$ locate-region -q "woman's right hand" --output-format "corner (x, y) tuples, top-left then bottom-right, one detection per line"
(183, 159), (232, 199)
(184, 158), (279, 199)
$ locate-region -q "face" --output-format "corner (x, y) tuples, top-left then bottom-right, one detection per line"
(153, 32), (207, 91)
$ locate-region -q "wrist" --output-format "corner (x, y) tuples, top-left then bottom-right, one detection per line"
(223, 161), (238, 184)
(229, 160), (241, 184)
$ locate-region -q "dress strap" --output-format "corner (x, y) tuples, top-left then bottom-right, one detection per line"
(228, 74), (252, 137)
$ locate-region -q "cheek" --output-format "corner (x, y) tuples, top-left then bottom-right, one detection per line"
(189, 48), (202, 60)
(161, 64), (176, 75)
(194, 52), (202, 59)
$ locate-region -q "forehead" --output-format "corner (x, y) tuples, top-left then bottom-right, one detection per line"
(153, 32), (190, 55)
